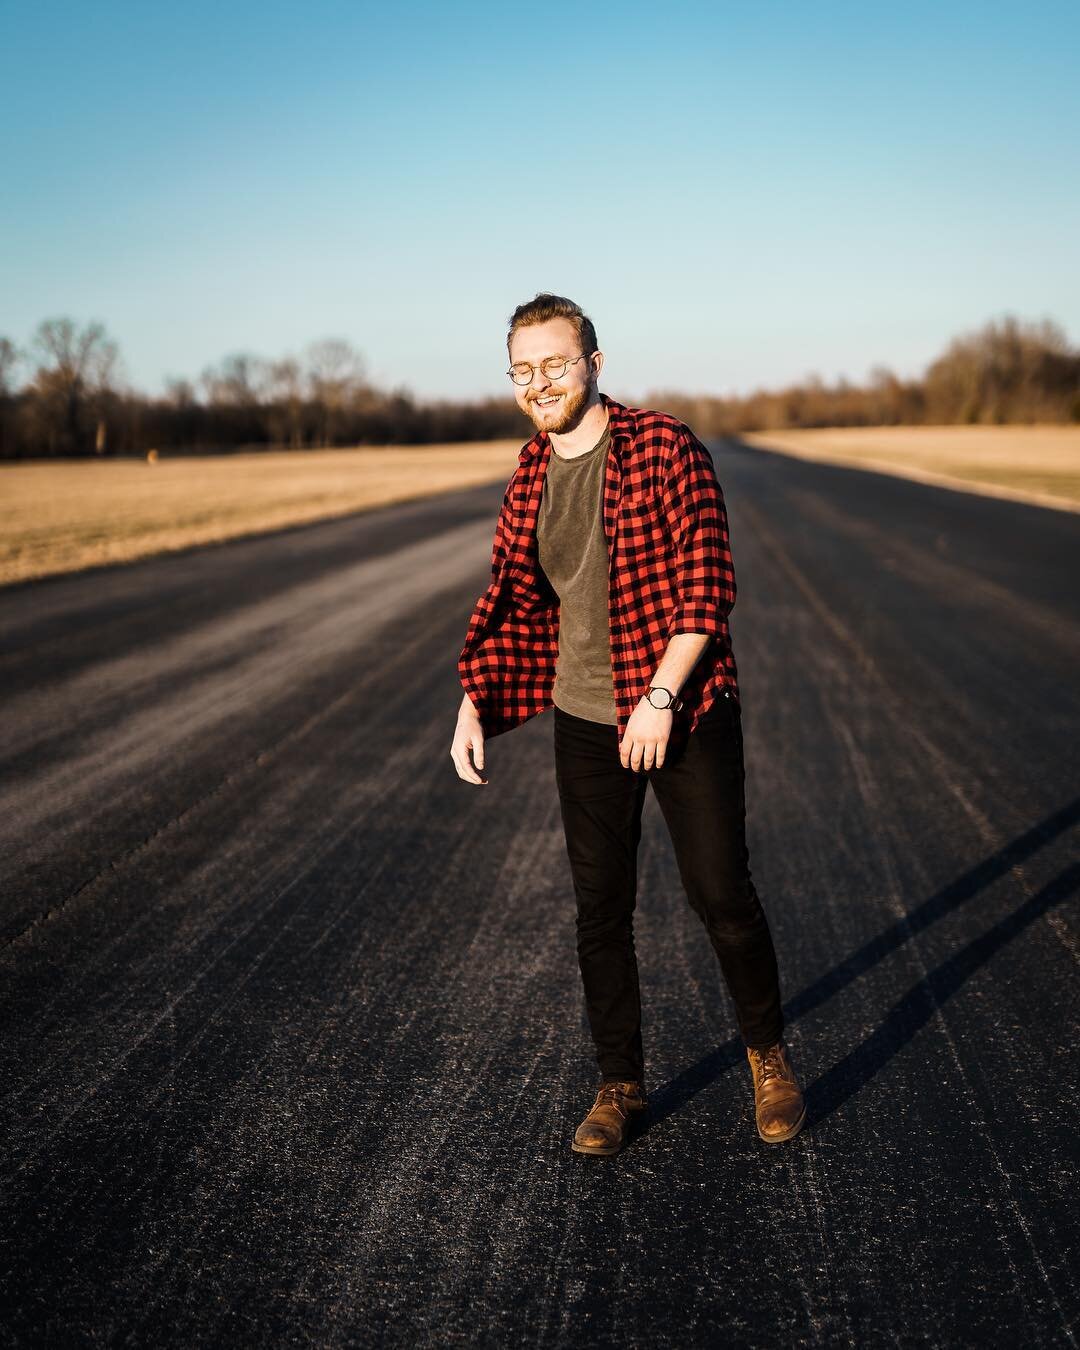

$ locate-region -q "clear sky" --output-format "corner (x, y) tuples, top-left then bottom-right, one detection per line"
(2, 1), (1078, 402)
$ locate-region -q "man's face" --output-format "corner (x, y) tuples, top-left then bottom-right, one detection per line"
(508, 317), (600, 435)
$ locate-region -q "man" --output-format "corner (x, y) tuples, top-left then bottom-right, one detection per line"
(450, 293), (805, 1156)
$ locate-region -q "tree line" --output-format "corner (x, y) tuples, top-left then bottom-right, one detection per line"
(1, 313), (1077, 459)
(0, 324), (522, 458)
(649, 315), (1080, 439)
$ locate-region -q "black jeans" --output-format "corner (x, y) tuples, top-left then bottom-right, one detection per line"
(553, 691), (784, 1083)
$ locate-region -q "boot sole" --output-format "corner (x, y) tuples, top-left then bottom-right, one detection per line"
(571, 1138), (623, 1156)
(757, 1103), (807, 1143)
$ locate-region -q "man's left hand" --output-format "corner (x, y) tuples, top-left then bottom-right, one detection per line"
(619, 699), (674, 772)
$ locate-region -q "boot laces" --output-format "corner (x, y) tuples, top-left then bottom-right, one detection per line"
(596, 1082), (637, 1115)
(752, 1045), (787, 1086)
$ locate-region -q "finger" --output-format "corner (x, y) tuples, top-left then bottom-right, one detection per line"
(472, 737), (484, 771)
(451, 746), (483, 785)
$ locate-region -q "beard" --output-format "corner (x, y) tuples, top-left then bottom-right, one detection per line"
(524, 376), (593, 435)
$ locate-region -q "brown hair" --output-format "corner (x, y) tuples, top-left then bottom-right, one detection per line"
(506, 292), (598, 357)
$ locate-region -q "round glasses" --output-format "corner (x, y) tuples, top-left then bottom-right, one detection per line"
(506, 353), (589, 386)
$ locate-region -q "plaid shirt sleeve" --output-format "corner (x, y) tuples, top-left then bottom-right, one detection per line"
(489, 482), (514, 575)
(458, 481), (515, 707)
(661, 430), (737, 637)
(458, 466), (560, 734)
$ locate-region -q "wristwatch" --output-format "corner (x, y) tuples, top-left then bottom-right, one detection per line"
(644, 685), (684, 712)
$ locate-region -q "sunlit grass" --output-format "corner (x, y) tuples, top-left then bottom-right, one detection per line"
(739, 426), (1080, 508)
(1, 442), (521, 585)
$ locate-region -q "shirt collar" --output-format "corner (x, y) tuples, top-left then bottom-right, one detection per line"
(517, 391), (631, 465)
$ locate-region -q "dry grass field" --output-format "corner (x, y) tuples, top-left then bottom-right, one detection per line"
(1, 442), (522, 586)
(738, 425), (1080, 510)
(6, 426), (1079, 588)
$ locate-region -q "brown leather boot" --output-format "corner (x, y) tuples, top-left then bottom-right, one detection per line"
(571, 1080), (648, 1156)
(746, 1041), (806, 1143)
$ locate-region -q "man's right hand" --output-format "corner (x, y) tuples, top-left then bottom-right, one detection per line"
(450, 702), (487, 786)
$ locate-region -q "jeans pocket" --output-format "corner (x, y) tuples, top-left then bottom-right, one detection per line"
(702, 690), (735, 722)
(698, 691), (742, 749)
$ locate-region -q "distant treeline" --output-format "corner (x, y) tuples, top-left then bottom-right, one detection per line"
(650, 314), (1080, 439)
(1, 314), (1077, 459)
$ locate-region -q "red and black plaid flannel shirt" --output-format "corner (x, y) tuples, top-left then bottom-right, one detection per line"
(458, 392), (740, 743)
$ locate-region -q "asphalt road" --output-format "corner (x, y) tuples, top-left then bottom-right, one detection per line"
(2, 444), (1078, 1348)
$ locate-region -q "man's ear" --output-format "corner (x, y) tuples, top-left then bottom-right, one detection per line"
(590, 350), (605, 381)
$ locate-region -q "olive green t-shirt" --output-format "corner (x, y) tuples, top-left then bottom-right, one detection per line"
(537, 421), (618, 725)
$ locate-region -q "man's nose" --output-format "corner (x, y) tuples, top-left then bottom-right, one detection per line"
(528, 366), (553, 389)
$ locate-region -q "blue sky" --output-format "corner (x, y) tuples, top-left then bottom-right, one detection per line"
(2, 1), (1077, 401)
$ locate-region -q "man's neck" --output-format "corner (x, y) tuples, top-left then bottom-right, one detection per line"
(549, 394), (609, 460)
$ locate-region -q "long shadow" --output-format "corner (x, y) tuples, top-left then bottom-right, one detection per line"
(807, 860), (1079, 1121)
(642, 797), (1080, 1132)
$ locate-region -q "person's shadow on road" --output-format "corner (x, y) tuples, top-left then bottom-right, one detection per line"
(636, 795), (1080, 1137)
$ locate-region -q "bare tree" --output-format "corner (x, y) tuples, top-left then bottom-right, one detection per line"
(305, 338), (367, 446)
(200, 352), (269, 408)
(0, 337), (21, 457)
(164, 377), (197, 409)
(0, 337), (20, 396)
(28, 318), (120, 454)
(197, 353), (273, 449)
(925, 314), (1078, 423)
(266, 356), (306, 448)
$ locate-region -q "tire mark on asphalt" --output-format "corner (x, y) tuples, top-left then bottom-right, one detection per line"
(792, 487), (1080, 655)
(739, 495), (1079, 1331)
(0, 616), (455, 1122)
(827, 711), (1076, 1332)
(1, 684), (441, 1176)
(2, 678), (363, 954)
(1, 518), (492, 946)
(311, 807), (566, 1331)
(739, 496), (1077, 963)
